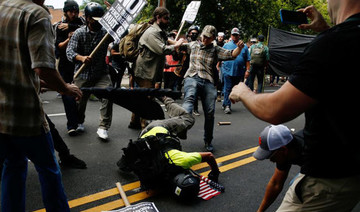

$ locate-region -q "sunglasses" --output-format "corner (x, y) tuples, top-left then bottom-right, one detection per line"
(163, 16), (170, 20)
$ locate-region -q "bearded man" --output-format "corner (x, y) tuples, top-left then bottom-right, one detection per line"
(128, 7), (183, 129)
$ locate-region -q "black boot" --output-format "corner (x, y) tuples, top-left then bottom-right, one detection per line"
(205, 142), (214, 152)
(59, 154), (87, 169)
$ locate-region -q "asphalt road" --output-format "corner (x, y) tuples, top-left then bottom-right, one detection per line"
(2, 80), (359, 212)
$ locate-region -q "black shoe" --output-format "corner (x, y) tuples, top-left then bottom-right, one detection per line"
(59, 155), (87, 169)
(205, 143), (214, 152)
(67, 129), (78, 137)
(128, 122), (141, 130)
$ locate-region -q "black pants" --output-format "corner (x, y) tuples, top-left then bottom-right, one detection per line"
(45, 114), (70, 159)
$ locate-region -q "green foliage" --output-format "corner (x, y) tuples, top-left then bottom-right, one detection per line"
(87, 0), (329, 40)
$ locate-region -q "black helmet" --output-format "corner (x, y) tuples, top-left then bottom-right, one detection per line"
(84, 2), (105, 20)
(188, 25), (200, 33)
(172, 172), (200, 199)
(63, 0), (79, 12)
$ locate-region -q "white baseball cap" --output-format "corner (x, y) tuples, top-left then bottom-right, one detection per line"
(253, 125), (293, 160)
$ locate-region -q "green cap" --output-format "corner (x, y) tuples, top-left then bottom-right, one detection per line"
(201, 25), (217, 38)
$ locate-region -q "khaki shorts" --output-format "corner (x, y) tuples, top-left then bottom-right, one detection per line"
(277, 173), (360, 212)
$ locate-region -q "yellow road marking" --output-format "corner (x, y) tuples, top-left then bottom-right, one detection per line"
(82, 190), (157, 212)
(192, 146), (257, 170)
(33, 147), (257, 212)
(81, 156), (257, 212)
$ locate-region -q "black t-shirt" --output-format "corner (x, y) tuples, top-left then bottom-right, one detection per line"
(289, 13), (360, 178)
(55, 17), (84, 82)
(276, 133), (304, 171)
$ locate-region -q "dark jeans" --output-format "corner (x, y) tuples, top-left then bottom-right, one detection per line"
(182, 75), (217, 143)
(247, 65), (265, 93)
(0, 130), (70, 211)
(46, 115), (70, 159)
(59, 63), (79, 131)
(61, 95), (79, 130)
(223, 75), (243, 108)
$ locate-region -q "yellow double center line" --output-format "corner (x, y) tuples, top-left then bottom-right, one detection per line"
(34, 147), (257, 212)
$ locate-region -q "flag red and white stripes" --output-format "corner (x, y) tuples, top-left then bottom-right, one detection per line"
(197, 176), (221, 200)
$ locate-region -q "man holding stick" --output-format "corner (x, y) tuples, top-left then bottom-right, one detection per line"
(67, 2), (113, 140)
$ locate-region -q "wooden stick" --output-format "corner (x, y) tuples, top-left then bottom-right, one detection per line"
(218, 122), (231, 125)
(73, 33), (111, 79)
(116, 182), (131, 207)
(175, 21), (185, 41)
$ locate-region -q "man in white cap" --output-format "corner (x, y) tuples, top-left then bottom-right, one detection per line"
(221, 27), (250, 114)
(230, 1), (360, 210)
(216, 32), (225, 47)
(253, 125), (304, 212)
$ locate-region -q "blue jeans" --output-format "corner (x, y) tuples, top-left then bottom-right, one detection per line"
(182, 75), (217, 143)
(223, 75), (243, 108)
(0, 131), (70, 212)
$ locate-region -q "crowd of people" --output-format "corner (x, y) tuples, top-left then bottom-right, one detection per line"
(0, 0), (359, 211)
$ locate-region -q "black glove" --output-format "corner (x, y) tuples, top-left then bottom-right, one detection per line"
(208, 170), (220, 182)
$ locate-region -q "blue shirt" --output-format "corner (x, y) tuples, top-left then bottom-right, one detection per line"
(221, 40), (250, 76)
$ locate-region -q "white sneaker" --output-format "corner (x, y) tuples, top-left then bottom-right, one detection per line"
(76, 124), (85, 132)
(97, 128), (108, 140)
(224, 106), (232, 114)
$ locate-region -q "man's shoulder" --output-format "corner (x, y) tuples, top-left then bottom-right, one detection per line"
(223, 41), (236, 49)
(74, 25), (87, 34)
(144, 23), (161, 34)
(3, 0), (50, 20)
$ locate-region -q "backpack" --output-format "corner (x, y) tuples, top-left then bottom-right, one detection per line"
(118, 22), (151, 62)
(250, 44), (266, 67)
(120, 133), (185, 190)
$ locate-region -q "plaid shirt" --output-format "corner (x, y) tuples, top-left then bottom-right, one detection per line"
(183, 42), (233, 83)
(0, 0), (54, 136)
(66, 26), (110, 80)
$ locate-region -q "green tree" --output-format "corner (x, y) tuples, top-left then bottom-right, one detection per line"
(85, 0), (329, 39)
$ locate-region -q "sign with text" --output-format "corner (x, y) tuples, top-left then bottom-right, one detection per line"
(99, 0), (147, 42)
(181, 1), (201, 24)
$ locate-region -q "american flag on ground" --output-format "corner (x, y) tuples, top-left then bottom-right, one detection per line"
(197, 175), (225, 200)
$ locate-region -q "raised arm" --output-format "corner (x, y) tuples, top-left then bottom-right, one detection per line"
(229, 81), (317, 124)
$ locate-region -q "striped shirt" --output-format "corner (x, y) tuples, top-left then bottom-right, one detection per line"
(0, 0), (54, 136)
(66, 26), (110, 80)
(183, 42), (234, 83)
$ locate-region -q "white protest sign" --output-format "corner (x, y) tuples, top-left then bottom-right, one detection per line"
(181, 1), (201, 24)
(99, 0), (147, 42)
